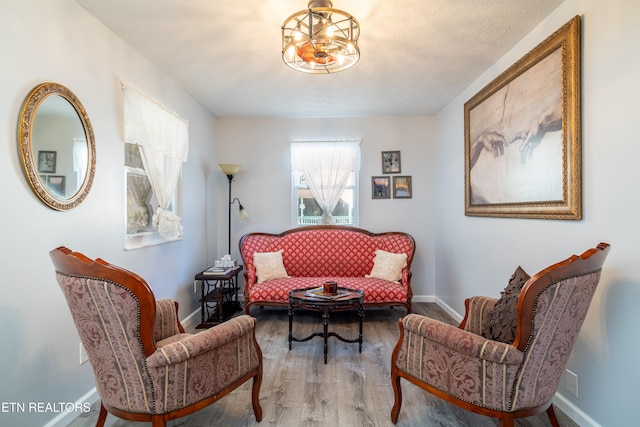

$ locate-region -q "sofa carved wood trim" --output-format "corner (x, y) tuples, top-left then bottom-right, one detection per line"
(239, 225), (416, 314)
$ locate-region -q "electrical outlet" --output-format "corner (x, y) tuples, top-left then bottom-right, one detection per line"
(566, 369), (578, 397)
(79, 343), (89, 365)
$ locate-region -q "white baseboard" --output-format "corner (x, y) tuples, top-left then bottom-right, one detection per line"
(432, 295), (464, 324)
(43, 388), (98, 427)
(552, 393), (602, 427)
(411, 294), (435, 303)
(181, 306), (201, 330)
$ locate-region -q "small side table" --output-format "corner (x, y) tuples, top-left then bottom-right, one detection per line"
(194, 265), (243, 329)
(288, 286), (364, 364)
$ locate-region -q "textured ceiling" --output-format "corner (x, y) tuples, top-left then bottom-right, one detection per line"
(76, 0), (565, 118)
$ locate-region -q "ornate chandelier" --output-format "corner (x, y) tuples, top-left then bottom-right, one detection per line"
(281, 0), (360, 74)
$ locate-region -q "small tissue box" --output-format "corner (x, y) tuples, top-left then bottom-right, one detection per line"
(214, 259), (237, 268)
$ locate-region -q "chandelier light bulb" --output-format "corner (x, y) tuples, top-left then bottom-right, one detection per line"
(326, 26), (334, 37)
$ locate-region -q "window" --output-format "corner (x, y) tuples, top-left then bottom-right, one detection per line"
(125, 143), (155, 236)
(291, 141), (360, 226)
(293, 171), (357, 225)
(125, 143), (180, 249)
(122, 84), (188, 249)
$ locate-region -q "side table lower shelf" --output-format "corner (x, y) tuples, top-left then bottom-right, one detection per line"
(194, 265), (243, 329)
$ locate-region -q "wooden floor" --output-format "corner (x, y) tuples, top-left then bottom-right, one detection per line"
(68, 303), (578, 427)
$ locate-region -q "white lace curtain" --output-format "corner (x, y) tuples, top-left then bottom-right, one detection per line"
(291, 141), (361, 224)
(122, 84), (189, 240)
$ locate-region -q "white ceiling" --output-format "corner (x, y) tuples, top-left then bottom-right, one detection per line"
(76, 0), (565, 118)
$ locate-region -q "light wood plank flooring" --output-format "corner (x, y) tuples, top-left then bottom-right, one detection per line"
(67, 303), (578, 427)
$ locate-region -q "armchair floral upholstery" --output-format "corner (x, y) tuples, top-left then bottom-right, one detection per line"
(50, 247), (263, 427)
(390, 243), (610, 427)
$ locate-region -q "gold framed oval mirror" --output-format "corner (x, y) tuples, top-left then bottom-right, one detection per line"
(18, 82), (96, 210)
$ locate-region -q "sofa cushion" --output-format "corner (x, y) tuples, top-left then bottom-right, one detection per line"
(482, 266), (530, 344)
(365, 250), (407, 282)
(248, 277), (408, 305)
(253, 250), (290, 283)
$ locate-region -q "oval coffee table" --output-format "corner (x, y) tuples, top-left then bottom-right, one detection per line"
(288, 286), (364, 364)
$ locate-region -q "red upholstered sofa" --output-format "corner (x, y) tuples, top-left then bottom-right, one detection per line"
(239, 226), (416, 314)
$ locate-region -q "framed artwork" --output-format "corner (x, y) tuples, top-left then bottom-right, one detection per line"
(47, 175), (65, 196)
(382, 151), (401, 174)
(371, 176), (390, 199)
(37, 150), (57, 173)
(464, 16), (581, 220)
(393, 176), (412, 199)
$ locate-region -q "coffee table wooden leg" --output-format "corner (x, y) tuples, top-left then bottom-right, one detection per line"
(288, 301), (293, 350)
(358, 304), (364, 352)
(322, 308), (329, 364)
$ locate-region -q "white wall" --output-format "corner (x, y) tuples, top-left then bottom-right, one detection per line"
(435, 0), (640, 425)
(0, 1), (218, 426)
(215, 116), (437, 298)
(3, 0), (637, 426)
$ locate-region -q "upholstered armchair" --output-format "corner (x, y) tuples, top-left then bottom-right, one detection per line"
(50, 247), (263, 427)
(390, 243), (610, 427)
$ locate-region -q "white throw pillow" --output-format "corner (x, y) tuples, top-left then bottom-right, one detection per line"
(365, 250), (407, 282)
(253, 250), (290, 283)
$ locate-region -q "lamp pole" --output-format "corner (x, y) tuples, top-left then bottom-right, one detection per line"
(218, 164), (245, 256)
(225, 173), (234, 255)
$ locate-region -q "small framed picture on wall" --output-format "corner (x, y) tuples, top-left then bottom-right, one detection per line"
(371, 176), (390, 199)
(381, 151), (401, 174)
(393, 176), (412, 198)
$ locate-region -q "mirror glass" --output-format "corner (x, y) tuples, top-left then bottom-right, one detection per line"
(18, 83), (95, 210)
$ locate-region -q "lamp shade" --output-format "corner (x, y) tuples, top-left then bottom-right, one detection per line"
(218, 163), (241, 175)
(238, 204), (249, 220)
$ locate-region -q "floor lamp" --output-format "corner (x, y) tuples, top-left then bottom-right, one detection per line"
(219, 164), (249, 254)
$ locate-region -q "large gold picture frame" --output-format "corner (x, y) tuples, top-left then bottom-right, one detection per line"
(464, 16), (581, 220)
